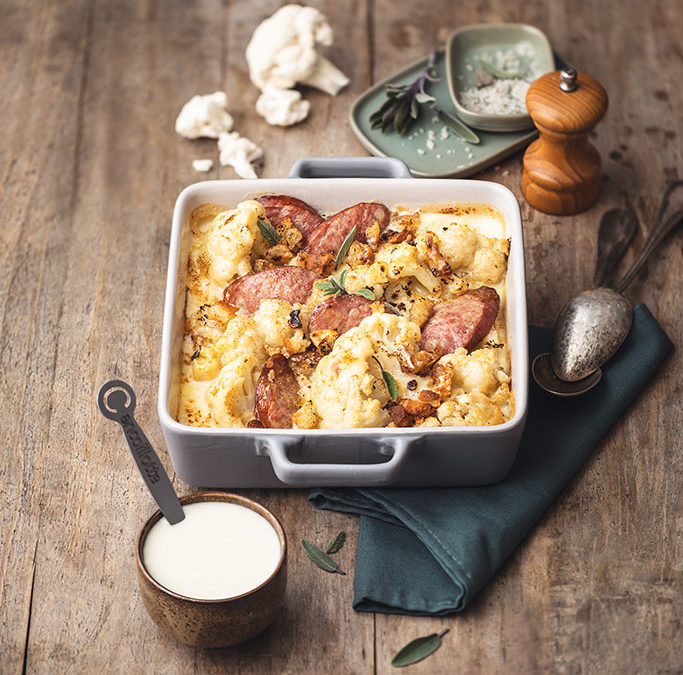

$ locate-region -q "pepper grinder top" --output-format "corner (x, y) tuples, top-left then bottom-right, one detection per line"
(522, 67), (608, 215)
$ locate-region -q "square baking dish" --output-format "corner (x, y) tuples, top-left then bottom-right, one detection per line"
(158, 157), (528, 487)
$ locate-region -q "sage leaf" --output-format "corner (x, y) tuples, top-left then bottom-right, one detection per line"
(338, 268), (348, 289)
(436, 108), (480, 145)
(325, 531), (346, 555)
(301, 539), (345, 575)
(373, 356), (398, 401)
(257, 217), (280, 246)
(354, 288), (376, 301)
(391, 629), (450, 668)
(414, 91), (435, 104)
(382, 370), (398, 402)
(480, 59), (521, 79)
(335, 227), (357, 268)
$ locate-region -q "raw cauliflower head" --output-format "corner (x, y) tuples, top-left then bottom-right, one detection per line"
(245, 4), (349, 96)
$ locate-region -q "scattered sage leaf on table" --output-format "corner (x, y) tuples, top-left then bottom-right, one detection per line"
(391, 628), (450, 668)
(301, 539), (346, 575)
(257, 217), (280, 246)
(335, 226), (357, 268)
(435, 107), (480, 144)
(325, 530), (346, 555)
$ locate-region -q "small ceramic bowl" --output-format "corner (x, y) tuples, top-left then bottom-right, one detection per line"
(446, 23), (555, 132)
(136, 491), (287, 648)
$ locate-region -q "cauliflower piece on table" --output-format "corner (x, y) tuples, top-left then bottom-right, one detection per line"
(218, 132), (263, 179)
(175, 91), (233, 139)
(255, 86), (310, 126)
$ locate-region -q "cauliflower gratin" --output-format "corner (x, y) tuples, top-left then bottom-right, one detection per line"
(177, 196), (513, 429)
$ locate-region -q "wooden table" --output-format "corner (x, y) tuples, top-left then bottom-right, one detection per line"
(1, 1), (680, 673)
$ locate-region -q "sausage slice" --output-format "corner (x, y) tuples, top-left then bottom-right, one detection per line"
(254, 354), (300, 428)
(255, 195), (323, 240)
(224, 267), (321, 314)
(308, 294), (374, 336)
(419, 287), (500, 354)
(305, 202), (391, 256)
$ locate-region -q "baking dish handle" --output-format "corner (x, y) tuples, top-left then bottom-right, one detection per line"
(288, 156), (412, 179)
(265, 436), (415, 487)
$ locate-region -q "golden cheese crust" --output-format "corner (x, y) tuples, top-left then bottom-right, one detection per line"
(178, 199), (513, 429)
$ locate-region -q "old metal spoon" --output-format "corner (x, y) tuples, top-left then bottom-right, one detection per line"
(533, 181), (683, 396)
(97, 379), (185, 524)
(532, 208), (638, 397)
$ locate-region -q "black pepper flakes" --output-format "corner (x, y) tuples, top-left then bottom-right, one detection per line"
(407, 379), (417, 390)
(191, 347), (201, 360)
(288, 309), (302, 328)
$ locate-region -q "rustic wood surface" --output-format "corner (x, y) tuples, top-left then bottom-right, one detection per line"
(0, 0), (680, 673)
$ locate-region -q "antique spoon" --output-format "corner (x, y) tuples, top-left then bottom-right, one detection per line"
(97, 379), (185, 524)
(533, 181), (683, 396)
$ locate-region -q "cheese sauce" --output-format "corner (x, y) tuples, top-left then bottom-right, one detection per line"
(142, 501), (282, 600)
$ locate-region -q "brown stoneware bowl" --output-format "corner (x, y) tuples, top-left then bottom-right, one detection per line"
(136, 491), (287, 648)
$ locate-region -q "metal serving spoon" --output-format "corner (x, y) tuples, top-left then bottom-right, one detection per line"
(533, 181), (683, 396)
(98, 379), (185, 524)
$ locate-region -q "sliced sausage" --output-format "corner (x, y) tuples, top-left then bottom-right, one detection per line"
(419, 286), (500, 354)
(254, 354), (300, 429)
(224, 267), (321, 314)
(255, 195), (323, 240)
(305, 202), (391, 256)
(308, 294), (374, 336)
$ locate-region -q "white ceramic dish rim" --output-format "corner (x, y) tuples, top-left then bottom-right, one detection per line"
(158, 174), (529, 441)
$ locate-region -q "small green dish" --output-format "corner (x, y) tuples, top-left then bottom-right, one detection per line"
(446, 24), (555, 132)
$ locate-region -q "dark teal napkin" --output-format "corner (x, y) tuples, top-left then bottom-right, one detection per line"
(309, 304), (673, 615)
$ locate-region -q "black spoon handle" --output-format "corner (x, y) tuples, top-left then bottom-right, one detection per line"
(97, 380), (185, 525)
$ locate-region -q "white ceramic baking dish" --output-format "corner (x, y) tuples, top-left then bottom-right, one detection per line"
(158, 157), (528, 487)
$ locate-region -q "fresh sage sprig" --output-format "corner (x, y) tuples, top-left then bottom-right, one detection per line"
(373, 356), (398, 401)
(391, 628), (450, 668)
(325, 530), (347, 555)
(302, 539), (346, 575)
(316, 269), (376, 301)
(257, 217), (280, 246)
(335, 227), (356, 268)
(370, 51), (480, 144)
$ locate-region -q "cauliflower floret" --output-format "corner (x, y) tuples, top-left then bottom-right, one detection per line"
(175, 91), (233, 139)
(470, 246), (507, 285)
(178, 381), (214, 427)
(437, 392), (505, 426)
(201, 200), (264, 296)
(419, 222), (479, 270)
(218, 131), (263, 179)
(345, 242), (440, 295)
(253, 299), (309, 353)
(255, 85), (310, 126)
(245, 5), (349, 97)
(208, 316), (265, 426)
(311, 331), (390, 429)
(439, 348), (504, 397)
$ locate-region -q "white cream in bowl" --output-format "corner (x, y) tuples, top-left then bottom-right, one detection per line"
(142, 501), (282, 600)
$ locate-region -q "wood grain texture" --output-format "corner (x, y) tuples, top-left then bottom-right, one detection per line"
(0, 0), (680, 673)
(523, 71), (608, 215)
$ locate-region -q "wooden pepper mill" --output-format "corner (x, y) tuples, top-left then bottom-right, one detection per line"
(522, 67), (608, 215)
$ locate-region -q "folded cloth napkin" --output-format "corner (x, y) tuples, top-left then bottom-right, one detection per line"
(309, 304), (674, 615)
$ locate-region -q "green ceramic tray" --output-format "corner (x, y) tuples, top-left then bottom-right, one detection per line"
(349, 49), (568, 178)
